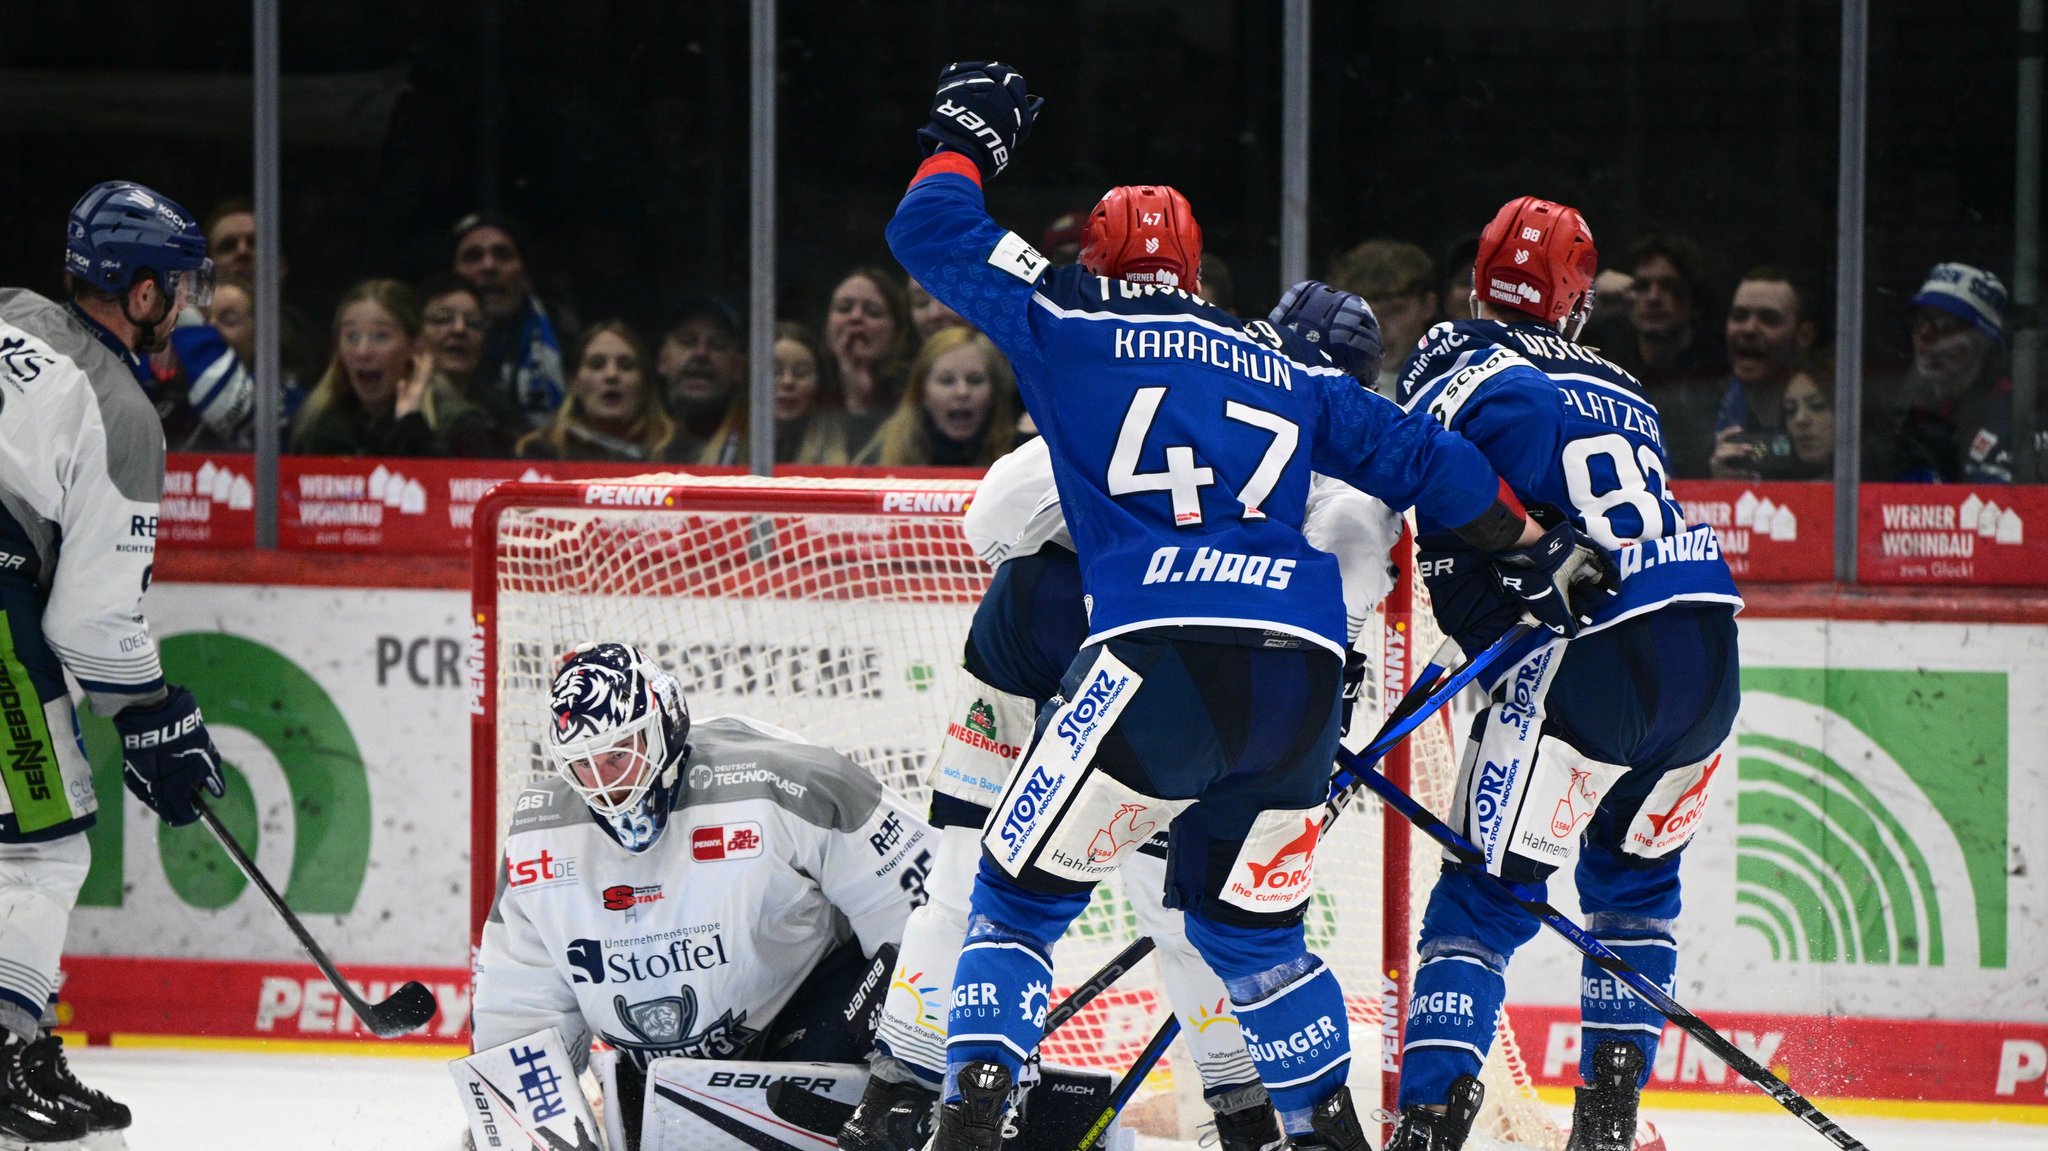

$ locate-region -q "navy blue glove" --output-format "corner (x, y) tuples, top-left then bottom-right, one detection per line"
(1489, 521), (1621, 638)
(1338, 647), (1370, 736)
(919, 61), (1043, 181)
(115, 685), (225, 827)
(1270, 279), (1384, 381)
(1416, 542), (1528, 656)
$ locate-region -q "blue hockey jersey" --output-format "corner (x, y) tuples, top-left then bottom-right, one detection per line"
(887, 158), (1507, 655)
(1397, 319), (1743, 633)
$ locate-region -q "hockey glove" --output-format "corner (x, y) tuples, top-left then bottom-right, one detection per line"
(1489, 521), (1620, 638)
(919, 60), (1043, 181)
(1270, 280), (1384, 382)
(1415, 542), (1528, 655)
(115, 686), (225, 827)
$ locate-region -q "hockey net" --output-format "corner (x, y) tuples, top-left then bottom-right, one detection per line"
(470, 473), (1563, 1148)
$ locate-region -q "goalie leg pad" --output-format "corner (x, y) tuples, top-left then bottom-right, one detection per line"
(875, 825), (980, 1085)
(1182, 914), (1348, 1136)
(639, 1057), (868, 1151)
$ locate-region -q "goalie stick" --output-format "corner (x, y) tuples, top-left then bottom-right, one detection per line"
(1337, 743), (1872, 1150)
(1050, 626), (1536, 1151)
(196, 796), (439, 1038)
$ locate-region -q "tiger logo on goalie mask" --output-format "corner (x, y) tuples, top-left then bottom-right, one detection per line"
(545, 641), (692, 853)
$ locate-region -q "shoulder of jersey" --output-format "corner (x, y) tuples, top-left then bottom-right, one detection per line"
(0, 289), (114, 386)
(505, 775), (584, 837)
(673, 715), (883, 832)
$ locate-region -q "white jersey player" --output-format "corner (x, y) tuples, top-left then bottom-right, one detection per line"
(472, 642), (934, 1150)
(847, 377), (1402, 1151)
(0, 181), (231, 1149)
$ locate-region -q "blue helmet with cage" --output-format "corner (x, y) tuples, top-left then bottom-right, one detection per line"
(64, 181), (214, 306)
(546, 641), (691, 853)
(1269, 279), (1384, 382)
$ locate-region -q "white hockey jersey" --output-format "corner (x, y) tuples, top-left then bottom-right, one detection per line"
(473, 715), (935, 1070)
(963, 436), (1402, 644)
(0, 288), (168, 710)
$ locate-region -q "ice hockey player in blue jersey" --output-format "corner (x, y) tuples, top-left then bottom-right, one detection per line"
(887, 62), (1616, 1151)
(1386, 197), (1744, 1151)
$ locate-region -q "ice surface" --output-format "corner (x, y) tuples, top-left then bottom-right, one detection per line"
(61, 1044), (2046, 1151)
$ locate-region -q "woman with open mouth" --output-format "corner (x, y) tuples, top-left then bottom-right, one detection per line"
(854, 326), (1016, 468)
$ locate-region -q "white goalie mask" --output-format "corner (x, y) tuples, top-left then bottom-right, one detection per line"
(545, 641), (690, 849)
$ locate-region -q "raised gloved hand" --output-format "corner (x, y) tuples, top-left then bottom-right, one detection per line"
(115, 685), (225, 826)
(1270, 280), (1384, 381)
(1489, 521), (1620, 638)
(919, 61), (1043, 181)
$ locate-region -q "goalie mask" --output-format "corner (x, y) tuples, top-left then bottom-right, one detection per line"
(546, 641), (690, 852)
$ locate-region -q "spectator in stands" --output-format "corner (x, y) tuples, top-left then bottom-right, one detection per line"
(1883, 263), (2022, 482)
(1198, 252), (1236, 314)
(1439, 233), (1480, 328)
(825, 266), (913, 450)
(656, 294), (747, 462)
(516, 320), (677, 462)
(908, 277), (969, 343)
(1605, 235), (1728, 477)
(1710, 268), (1818, 478)
(1780, 353), (1836, 480)
(1041, 212), (1085, 265)
(854, 327), (1015, 468)
(453, 210), (569, 430)
(289, 279), (494, 457)
(415, 272), (521, 456)
(699, 322), (853, 466)
(1326, 238), (1438, 394)
(201, 196), (319, 389)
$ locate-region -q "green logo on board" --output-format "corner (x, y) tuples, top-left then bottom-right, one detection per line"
(1735, 668), (2007, 968)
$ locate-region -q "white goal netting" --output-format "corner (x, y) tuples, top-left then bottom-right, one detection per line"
(470, 473), (1562, 1147)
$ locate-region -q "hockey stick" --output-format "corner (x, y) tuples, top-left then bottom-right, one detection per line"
(1054, 626), (1536, 1149)
(195, 796), (440, 1038)
(1337, 749), (1872, 1150)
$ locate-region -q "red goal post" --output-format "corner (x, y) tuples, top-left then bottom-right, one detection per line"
(468, 472), (1560, 1145)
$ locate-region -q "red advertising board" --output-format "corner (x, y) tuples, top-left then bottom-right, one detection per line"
(59, 955), (469, 1047)
(158, 455), (256, 549)
(1669, 480), (1833, 583)
(1509, 1003), (2048, 1109)
(1859, 482), (2048, 586)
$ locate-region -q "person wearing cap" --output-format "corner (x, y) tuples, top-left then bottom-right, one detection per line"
(451, 210), (572, 430)
(655, 295), (748, 462)
(0, 181), (236, 1145)
(1884, 262), (2025, 483)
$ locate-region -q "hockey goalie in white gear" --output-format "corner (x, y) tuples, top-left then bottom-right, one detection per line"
(468, 641), (937, 1151)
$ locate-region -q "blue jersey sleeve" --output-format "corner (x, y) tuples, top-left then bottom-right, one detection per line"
(885, 155), (1051, 373)
(1310, 375), (1503, 532)
(1435, 368), (1566, 501)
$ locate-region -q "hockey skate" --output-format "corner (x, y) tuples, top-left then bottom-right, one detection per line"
(0, 1032), (88, 1149)
(1385, 1073), (1484, 1151)
(1564, 1041), (1644, 1151)
(929, 1062), (1014, 1151)
(838, 1074), (938, 1151)
(1208, 1096), (1285, 1151)
(1287, 1085), (1371, 1151)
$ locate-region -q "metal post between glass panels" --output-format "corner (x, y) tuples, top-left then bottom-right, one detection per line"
(1832, 0), (1869, 583)
(1280, 0), (1310, 296)
(253, 0), (282, 549)
(750, 0), (778, 476)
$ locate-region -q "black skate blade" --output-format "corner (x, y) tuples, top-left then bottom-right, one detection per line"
(765, 1080), (857, 1135)
(359, 980), (439, 1037)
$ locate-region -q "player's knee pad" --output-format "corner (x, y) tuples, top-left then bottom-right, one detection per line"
(1416, 862), (1542, 960)
(927, 676), (1036, 820)
(1398, 935), (1509, 1109)
(1578, 911), (1677, 1088)
(979, 649), (1191, 890)
(1453, 671), (1629, 885)
(1576, 837), (1683, 922)
(1596, 745), (1726, 866)
(1121, 849), (1260, 1098)
(1181, 915), (1347, 1134)
(1167, 803), (1330, 930)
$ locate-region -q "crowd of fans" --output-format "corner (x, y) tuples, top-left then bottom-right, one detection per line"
(148, 195), (2026, 484)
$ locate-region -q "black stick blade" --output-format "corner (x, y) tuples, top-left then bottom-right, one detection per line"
(359, 980), (439, 1038)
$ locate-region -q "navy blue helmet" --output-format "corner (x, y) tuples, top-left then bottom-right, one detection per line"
(65, 181), (214, 305)
(1270, 279), (1384, 382)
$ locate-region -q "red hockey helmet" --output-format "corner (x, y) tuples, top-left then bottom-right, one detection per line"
(1472, 195), (1599, 338)
(1078, 185), (1203, 291)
